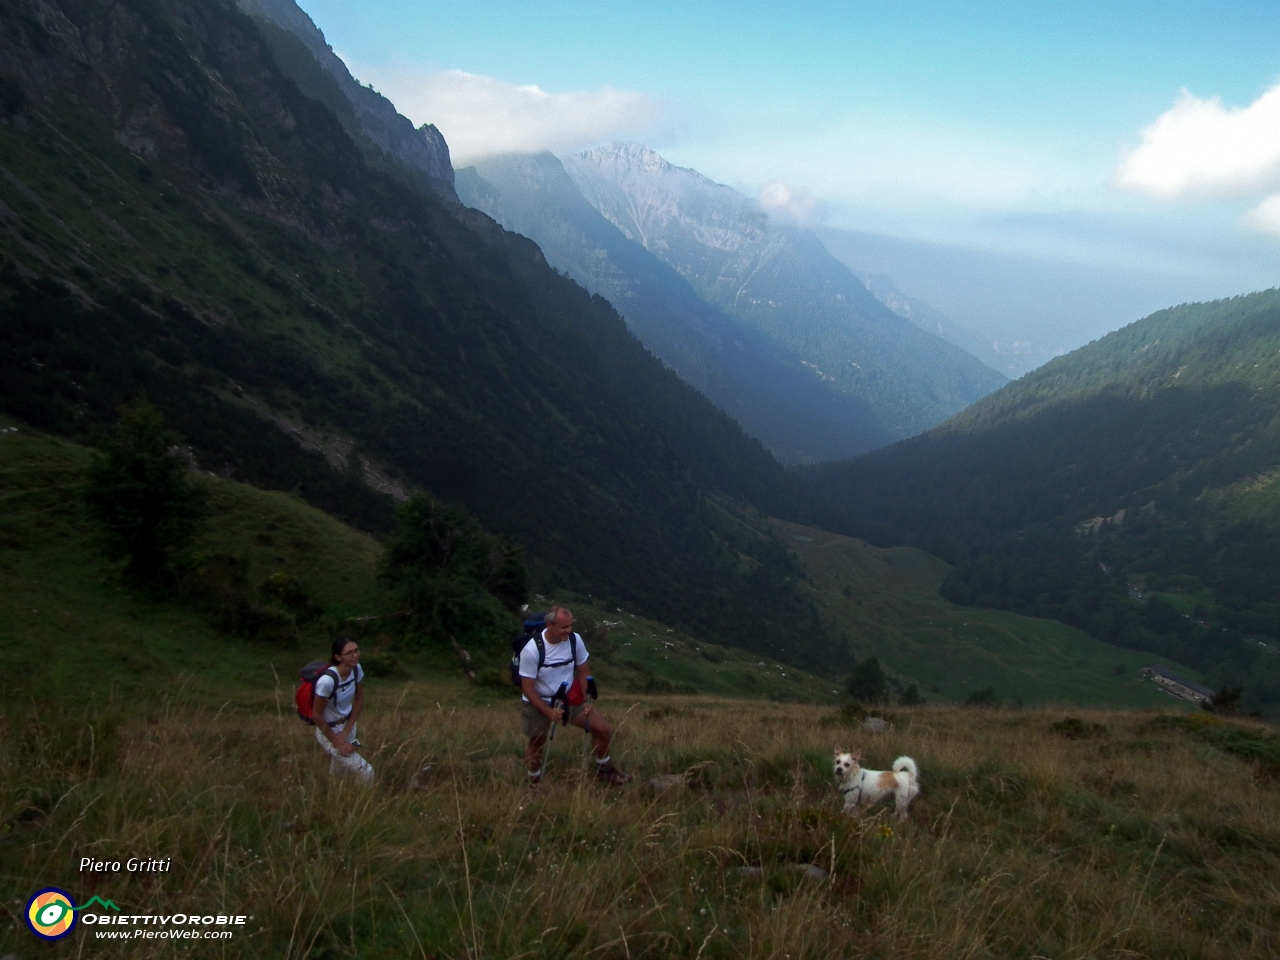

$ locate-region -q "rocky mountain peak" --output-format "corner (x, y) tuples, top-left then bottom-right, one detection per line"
(564, 143), (765, 253)
(236, 0), (455, 197)
(578, 141), (676, 176)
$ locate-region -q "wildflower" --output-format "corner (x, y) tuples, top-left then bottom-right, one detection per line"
(878, 824), (894, 839)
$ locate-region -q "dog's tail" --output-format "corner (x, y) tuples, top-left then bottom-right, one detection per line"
(893, 756), (918, 782)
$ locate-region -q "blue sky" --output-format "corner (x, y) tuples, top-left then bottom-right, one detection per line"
(298, 0), (1280, 329)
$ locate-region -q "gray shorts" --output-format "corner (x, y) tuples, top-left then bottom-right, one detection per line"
(521, 699), (589, 739)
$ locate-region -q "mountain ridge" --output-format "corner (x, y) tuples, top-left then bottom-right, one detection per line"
(563, 142), (1009, 439)
(236, 0), (455, 196)
(456, 152), (895, 463)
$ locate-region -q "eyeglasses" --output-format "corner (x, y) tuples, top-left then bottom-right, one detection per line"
(341, 648), (361, 657)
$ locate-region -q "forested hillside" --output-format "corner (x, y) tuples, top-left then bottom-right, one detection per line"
(0, 0), (832, 664)
(800, 290), (1280, 712)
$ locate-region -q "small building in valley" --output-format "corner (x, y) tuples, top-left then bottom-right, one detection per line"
(1140, 664), (1213, 704)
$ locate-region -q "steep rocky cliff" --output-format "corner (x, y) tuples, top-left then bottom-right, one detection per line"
(236, 0), (454, 196)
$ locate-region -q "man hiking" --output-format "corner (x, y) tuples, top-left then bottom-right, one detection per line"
(519, 606), (632, 786)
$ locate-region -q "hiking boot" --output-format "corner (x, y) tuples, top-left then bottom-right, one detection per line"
(595, 761), (632, 785)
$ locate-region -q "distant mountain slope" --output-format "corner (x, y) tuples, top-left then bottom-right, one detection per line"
(563, 143), (1008, 438)
(456, 153), (894, 463)
(774, 519), (1191, 708)
(817, 226), (1159, 378)
(236, 0), (455, 197)
(855, 271), (1014, 378)
(800, 289), (1280, 712)
(0, 0), (834, 664)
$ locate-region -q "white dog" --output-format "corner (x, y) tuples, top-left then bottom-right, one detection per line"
(833, 748), (920, 821)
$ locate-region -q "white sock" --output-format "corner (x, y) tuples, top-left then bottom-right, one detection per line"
(596, 756), (610, 766)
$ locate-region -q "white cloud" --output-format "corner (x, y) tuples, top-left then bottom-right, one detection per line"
(362, 69), (665, 163)
(757, 181), (828, 228)
(1115, 83), (1280, 198)
(1245, 194), (1280, 237)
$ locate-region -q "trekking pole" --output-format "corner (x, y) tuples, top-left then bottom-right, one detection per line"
(548, 683), (568, 741)
(582, 676), (599, 764)
(543, 682), (568, 775)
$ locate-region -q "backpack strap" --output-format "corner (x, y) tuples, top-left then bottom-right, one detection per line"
(310, 666), (340, 707)
(529, 631), (581, 698)
(318, 667), (352, 727)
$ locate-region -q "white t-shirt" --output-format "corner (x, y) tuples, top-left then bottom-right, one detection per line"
(519, 630), (588, 702)
(314, 664), (363, 725)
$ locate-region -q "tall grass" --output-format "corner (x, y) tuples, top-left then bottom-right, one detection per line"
(3, 689), (1279, 958)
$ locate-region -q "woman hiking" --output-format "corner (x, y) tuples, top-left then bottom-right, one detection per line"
(312, 637), (374, 782)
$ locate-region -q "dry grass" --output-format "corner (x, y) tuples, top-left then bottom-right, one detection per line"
(4, 686), (1279, 958)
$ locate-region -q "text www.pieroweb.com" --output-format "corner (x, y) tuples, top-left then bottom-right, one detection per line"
(95, 928), (234, 940)
(82, 913), (247, 941)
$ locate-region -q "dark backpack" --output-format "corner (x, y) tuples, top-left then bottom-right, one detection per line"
(295, 661), (341, 725)
(509, 614), (579, 688)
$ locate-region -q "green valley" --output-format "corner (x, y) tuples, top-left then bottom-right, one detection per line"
(777, 520), (1187, 708)
(800, 290), (1280, 713)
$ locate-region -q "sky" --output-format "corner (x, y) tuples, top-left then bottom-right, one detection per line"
(297, 0), (1280, 349)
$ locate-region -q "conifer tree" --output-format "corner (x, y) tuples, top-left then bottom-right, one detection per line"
(84, 399), (209, 585)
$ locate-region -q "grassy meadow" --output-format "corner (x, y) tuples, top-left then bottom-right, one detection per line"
(4, 688), (1280, 958)
(776, 520), (1195, 708)
(7, 420), (1278, 957)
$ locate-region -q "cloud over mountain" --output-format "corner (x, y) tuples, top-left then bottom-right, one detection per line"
(757, 181), (828, 228)
(361, 69), (665, 163)
(1115, 82), (1280, 236)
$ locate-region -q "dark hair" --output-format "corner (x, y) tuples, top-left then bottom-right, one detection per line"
(331, 636), (357, 665)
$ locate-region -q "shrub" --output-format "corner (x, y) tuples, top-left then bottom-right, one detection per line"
(846, 656), (889, 703)
(83, 398), (209, 586)
(381, 494), (527, 655)
(964, 686), (1000, 707)
(1050, 717), (1108, 740)
(361, 652), (407, 678)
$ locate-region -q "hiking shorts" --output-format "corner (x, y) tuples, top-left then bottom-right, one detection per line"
(521, 700), (589, 739)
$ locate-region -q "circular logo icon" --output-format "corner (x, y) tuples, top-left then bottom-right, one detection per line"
(26, 888), (78, 941)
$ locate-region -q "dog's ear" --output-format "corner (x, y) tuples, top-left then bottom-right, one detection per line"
(833, 745), (843, 755)
(851, 750), (862, 761)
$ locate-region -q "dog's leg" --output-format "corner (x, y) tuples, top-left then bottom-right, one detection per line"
(895, 782), (918, 821)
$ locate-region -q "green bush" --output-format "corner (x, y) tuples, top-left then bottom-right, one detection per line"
(1050, 717), (1108, 739)
(381, 495), (527, 655)
(846, 656), (889, 703)
(83, 399), (209, 585)
(360, 652), (408, 679)
(965, 686), (1000, 707)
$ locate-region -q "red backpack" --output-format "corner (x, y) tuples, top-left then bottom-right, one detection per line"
(295, 660), (339, 725)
